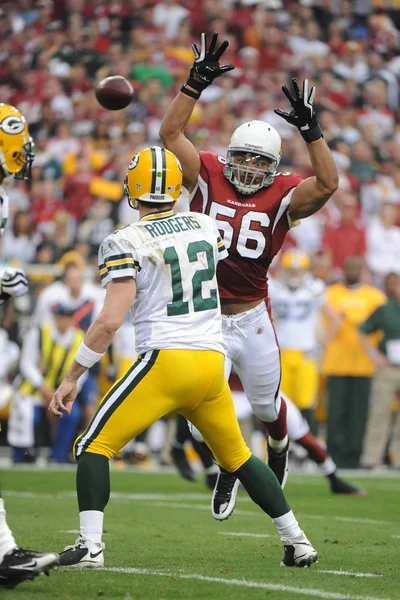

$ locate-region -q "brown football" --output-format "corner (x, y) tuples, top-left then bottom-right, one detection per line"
(95, 75), (134, 110)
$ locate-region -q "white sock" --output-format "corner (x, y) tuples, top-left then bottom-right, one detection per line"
(80, 510), (104, 545)
(272, 510), (303, 542)
(321, 457), (336, 476)
(268, 434), (288, 452)
(0, 499), (17, 562)
(205, 464), (219, 475)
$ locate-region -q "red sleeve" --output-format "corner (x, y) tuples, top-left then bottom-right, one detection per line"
(198, 151), (226, 184)
(198, 151), (212, 184)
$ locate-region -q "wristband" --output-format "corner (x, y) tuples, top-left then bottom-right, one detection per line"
(299, 123), (323, 144)
(75, 342), (105, 369)
(181, 75), (208, 99)
(180, 84), (201, 100)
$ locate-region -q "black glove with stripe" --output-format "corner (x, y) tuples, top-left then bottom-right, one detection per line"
(0, 267), (29, 304)
(274, 79), (322, 144)
(181, 32), (235, 100)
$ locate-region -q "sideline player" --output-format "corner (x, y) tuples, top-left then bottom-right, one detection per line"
(269, 249), (338, 432)
(0, 103), (59, 588)
(159, 32), (339, 518)
(49, 147), (318, 568)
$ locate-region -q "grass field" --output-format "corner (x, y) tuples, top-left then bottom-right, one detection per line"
(1, 467), (400, 600)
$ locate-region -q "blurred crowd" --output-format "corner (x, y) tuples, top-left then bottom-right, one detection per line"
(0, 0), (399, 471)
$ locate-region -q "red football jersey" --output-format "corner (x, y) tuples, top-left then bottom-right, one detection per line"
(190, 152), (302, 301)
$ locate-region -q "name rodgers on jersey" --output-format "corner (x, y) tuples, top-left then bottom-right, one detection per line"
(144, 215), (201, 239)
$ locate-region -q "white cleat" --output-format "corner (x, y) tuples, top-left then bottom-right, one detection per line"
(59, 536), (104, 569)
(280, 532), (318, 568)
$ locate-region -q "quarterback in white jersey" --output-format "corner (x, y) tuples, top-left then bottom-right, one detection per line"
(50, 146), (317, 570)
(99, 210), (227, 356)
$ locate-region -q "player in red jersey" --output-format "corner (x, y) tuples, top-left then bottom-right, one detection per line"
(160, 33), (338, 520)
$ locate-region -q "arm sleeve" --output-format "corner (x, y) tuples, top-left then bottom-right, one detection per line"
(20, 328), (44, 389)
(359, 306), (382, 335)
(98, 233), (141, 288)
(212, 220), (229, 261)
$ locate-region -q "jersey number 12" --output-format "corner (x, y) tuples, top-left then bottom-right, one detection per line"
(164, 240), (218, 316)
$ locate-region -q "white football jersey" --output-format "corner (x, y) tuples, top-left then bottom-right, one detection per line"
(0, 186), (9, 238)
(269, 276), (326, 351)
(98, 210), (228, 355)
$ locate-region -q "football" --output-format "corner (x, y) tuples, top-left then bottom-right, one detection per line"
(95, 75), (134, 110)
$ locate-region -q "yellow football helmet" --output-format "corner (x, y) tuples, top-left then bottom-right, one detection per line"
(281, 249), (310, 289)
(124, 146), (182, 209)
(0, 104), (34, 180)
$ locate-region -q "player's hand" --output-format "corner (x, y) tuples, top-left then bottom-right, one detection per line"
(274, 78), (322, 143)
(0, 267), (28, 302)
(373, 352), (390, 370)
(48, 379), (78, 418)
(190, 32), (234, 86)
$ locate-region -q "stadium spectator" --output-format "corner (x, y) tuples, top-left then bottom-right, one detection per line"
(366, 200), (400, 284)
(8, 302), (86, 464)
(1, 210), (39, 264)
(322, 192), (367, 279)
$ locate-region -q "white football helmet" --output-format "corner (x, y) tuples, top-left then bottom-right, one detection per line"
(224, 121), (282, 195)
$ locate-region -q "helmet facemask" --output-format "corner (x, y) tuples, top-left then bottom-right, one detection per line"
(283, 267), (306, 290)
(14, 138), (35, 180)
(224, 149), (278, 195)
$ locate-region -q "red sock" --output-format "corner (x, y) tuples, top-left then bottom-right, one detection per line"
(296, 432), (328, 464)
(262, 396), (288, 441)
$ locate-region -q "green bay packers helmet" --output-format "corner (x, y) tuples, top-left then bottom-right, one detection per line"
(281, 249), (310, 289)
(0, 104), (34, 181)
(124, 146), (182, 209)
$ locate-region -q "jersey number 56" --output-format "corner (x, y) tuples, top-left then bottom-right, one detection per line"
(209, 202), (270, 259)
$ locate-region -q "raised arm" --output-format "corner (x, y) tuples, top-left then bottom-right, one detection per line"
(159, 93), (200, 191)
(160, 32), (234, 192)
(274, 79), (339, 221)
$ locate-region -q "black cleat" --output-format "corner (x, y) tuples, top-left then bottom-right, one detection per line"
(0, 548), (59, 589)
(267, 439), (289, 488)
(170, 445), (196, 482)
(280, 533), (318, 568)
(205, 465), (219, 490)
(211, 469), (239, 521)
(329, 473), (366, 496)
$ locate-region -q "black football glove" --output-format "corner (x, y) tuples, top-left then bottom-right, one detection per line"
(181, 32), (235, 99)
(274, 78), (322, 143)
